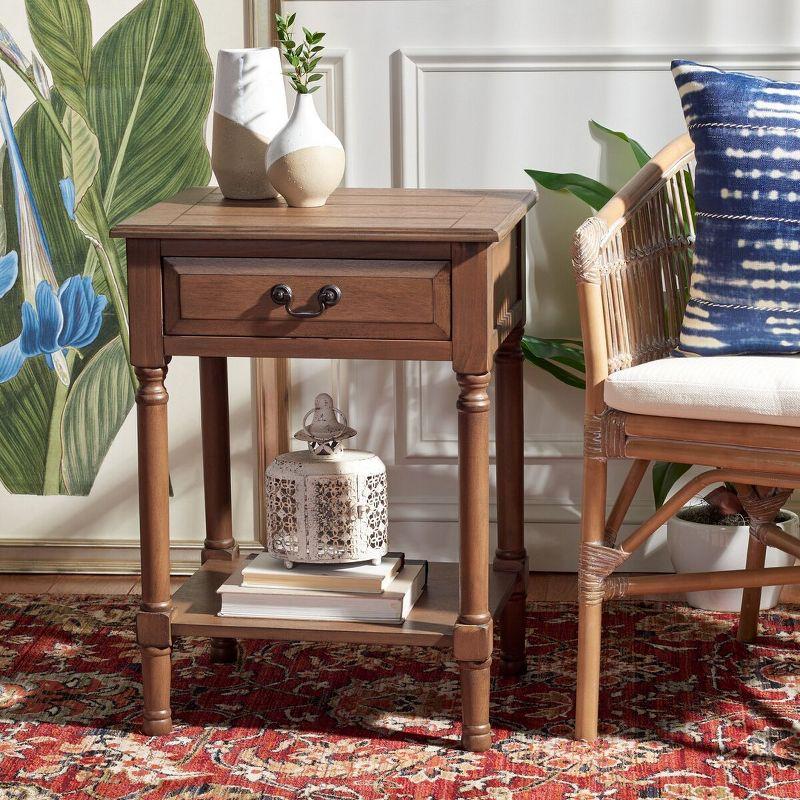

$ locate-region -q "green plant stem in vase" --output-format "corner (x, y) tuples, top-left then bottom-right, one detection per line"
(275, 13), (325, 94)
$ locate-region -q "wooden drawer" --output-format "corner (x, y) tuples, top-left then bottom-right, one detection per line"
(163, 257), (451, 340)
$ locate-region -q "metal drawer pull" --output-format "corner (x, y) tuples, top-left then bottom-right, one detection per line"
(270, 283), (342, 318)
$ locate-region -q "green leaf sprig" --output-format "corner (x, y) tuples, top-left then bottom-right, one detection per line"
(275, 12), (325, 94)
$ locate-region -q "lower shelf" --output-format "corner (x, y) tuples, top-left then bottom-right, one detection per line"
(171, 559), (518, 648)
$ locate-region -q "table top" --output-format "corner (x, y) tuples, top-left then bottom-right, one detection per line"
(111, 186), (537, 243)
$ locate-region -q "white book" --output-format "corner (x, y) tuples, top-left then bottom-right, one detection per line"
(217, 561), (428, 624)
(241, 553), (404, 594)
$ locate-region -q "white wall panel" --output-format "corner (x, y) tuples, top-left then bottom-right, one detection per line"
(277, 1), (800, 571)
(3, 0), (800, 573)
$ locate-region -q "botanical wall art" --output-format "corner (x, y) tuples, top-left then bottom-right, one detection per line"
(0, 0), (212, 495)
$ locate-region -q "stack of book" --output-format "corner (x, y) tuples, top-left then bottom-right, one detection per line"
(217, 553), (427, 624)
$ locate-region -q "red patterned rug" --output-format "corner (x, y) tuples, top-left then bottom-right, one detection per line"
(1, 595), (800, 798)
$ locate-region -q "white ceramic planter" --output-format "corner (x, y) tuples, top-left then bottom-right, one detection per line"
(212, 48), (288, 200)
(667, 506), (799, 611)
(266, 93), (345, 207)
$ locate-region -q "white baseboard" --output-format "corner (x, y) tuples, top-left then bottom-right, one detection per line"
(0, 523), (675, 575)
(377, 521), (674, 573)
(0, 539), (263, 575)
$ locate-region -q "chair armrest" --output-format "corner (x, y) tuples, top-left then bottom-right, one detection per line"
(597, 133), (694, 233)
(572, 133), (696, 415)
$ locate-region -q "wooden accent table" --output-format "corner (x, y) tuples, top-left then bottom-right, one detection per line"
(113, 187), (535, 752)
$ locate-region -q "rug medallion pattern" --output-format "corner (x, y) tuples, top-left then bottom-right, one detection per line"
(1, 596), (799, 798)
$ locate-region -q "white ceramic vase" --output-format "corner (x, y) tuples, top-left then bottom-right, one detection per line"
(667, 505), (799, 611)
(212, 48), (288, 200)
(266, 93), (345, 207)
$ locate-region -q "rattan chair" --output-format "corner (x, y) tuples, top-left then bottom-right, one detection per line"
(572, 132), (800, 740)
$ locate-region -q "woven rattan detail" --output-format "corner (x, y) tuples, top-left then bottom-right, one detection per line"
(737, 486), (793, 525)
(572, 217), (608, 284)
(603, 575), (630, 601)
(584, 411), (627, 459)
(577, 165), (696, 376)
(603, 526), (619, 548)
(578, 542), (631, 605)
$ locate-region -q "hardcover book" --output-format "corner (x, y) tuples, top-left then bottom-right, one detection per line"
(217, 561), (428, 624)
(241, 553), (404, 594)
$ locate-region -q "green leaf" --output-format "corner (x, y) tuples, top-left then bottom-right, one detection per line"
(88, 0), (213, 227)
(652, 461), (692, 508)
(61, 107), (100, 210)
(524, 169), (614, 211)
(0, 143), (5, 254)
(522, 336), (585, 372)
(522, 353), (586, 389)
(0, 94), (94, 494)
(0, 0), (212, 495)
(521, 338), (586, 389)
(308, 73), (323, 82)
(683, 167), (696, 220)
(25, 0), (92, 119)
(61, 337), (134, 495)
(287, 12), (296, 26)
(590, 119), (651, 168)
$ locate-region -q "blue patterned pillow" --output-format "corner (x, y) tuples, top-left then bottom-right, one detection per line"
(673, 59), (800, 355)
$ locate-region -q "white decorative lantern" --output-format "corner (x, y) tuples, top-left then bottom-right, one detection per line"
(265, 393), (388, 568)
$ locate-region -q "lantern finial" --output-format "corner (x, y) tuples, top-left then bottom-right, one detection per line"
(294, 393), (356, 456)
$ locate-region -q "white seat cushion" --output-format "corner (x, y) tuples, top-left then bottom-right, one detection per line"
(604, 356), (800, 427)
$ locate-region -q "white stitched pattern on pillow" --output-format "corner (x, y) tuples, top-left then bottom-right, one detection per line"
(673, 59), (800, 355)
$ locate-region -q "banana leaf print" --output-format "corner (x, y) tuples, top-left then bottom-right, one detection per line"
(0, 0), (212, 495)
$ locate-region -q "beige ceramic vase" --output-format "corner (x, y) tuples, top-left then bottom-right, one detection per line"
(266, 93), (345, 207)
(212, 48), (288, 200)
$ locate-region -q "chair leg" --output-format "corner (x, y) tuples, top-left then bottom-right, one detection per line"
(575, 457), (607, 741)
(738, 536), (767, 643)
(735, 485), (792, 643)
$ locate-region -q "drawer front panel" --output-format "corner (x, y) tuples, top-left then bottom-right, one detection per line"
(163, 257), (451, 339)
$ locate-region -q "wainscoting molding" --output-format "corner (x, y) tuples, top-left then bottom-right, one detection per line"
(384, 46), (800, 569)
(245, 0), (280, 47)
(390, 46), (800, 461)
(0, 540), (264, 576)
(392, 47), (800, 188)
(395, 361), (583, 461)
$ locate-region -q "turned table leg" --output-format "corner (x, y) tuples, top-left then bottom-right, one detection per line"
(494, 325), (528, 675)
(135, 364), (173, 735)
(199, 357), (239, 663)
(455, 372), (493, 752)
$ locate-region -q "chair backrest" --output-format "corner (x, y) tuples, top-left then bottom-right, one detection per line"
(572, 133), (696, 415)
